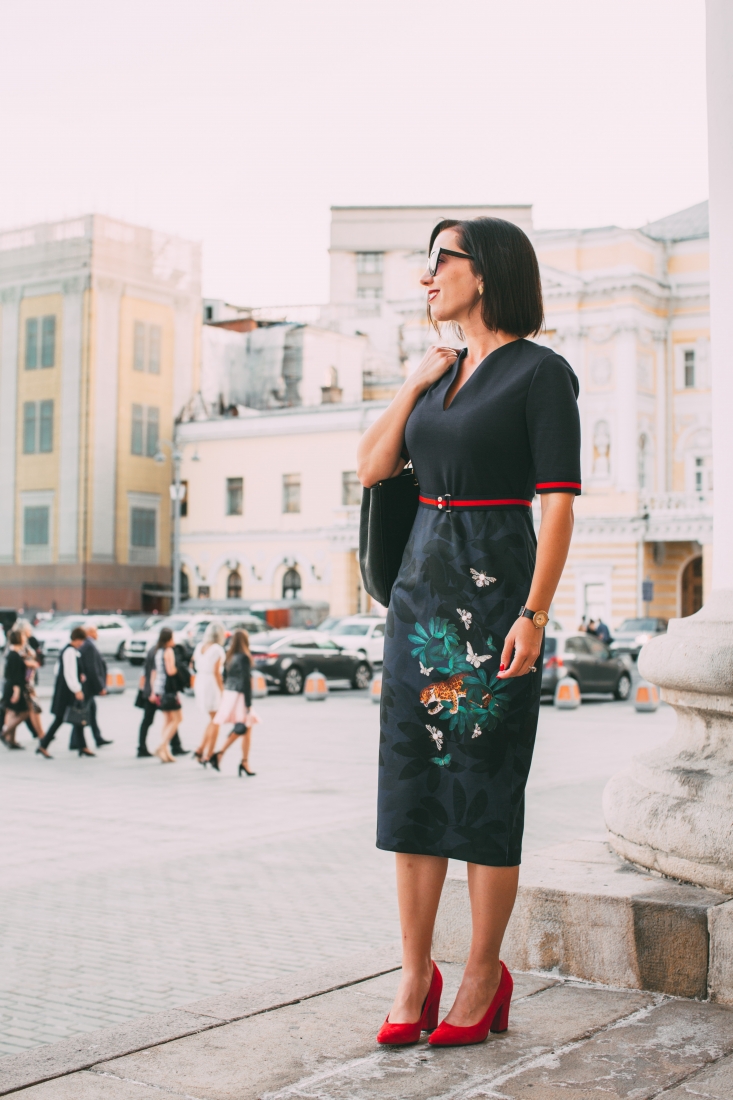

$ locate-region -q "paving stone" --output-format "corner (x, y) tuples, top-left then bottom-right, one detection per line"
(499, 999), (733, 1100)
(662, 1052), (733, 1099)
(93, 975), (651, 1100)
(10, 1070), (171, 1098)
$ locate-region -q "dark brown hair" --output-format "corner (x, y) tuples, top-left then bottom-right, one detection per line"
(428, 217), (544, 338)
(8, 629), (23, 646)
(157, 627), (173, 648)
(70, 627), (87, 642)
(226, 629), (251, 665)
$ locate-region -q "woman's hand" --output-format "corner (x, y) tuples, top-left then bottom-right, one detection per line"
(497, 618), (543, 679)
(410, 345), (460, 394)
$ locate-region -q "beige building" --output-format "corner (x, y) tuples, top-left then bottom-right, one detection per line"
(0, 215), (201, 611)
(180, 201), (711, 628)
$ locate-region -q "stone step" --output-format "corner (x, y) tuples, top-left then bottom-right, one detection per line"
(433, 840), (733, 1001)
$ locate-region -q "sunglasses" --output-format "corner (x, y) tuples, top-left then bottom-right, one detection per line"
(427, 246), (474, 277)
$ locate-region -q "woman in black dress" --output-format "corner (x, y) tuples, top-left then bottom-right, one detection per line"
(2, 630), (32, 748)
(357, 218), (580, 1047)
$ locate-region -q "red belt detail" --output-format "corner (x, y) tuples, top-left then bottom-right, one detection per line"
(536, 481), (581, 490)
(419, 495), (532, 509)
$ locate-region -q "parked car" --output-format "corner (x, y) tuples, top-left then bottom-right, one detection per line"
(323, 616), (386, 665)
(126, 615), (195, 665)
(184, 614), (268, 659)
(251, 631), (373, 694)
(609, 618), (668, 660)
(542, 633), (632, 700)
(34, 614), (134, 658)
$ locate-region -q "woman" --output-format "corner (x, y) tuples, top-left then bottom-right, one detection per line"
(192, 621), (226, 763)
(150, 628), (183, 763)
(1, 630), (32, 748)
(16, 618), (45, 741)
(205, 630), (255, 776)
(357, 217), (580, 1047)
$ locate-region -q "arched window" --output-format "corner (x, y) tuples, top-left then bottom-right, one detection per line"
(227, 570), (242, 598)
(681, 556), (703, 618)
(282, 567), (301, 599)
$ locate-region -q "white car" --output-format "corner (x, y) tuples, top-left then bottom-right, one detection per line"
(125, 614), (197, 665)
(325, 616), (386, 665)
(35, 614), (134, 658)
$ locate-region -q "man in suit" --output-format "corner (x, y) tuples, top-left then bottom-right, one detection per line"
(80, 625), (113, 748)
(38, 627), (93, 757)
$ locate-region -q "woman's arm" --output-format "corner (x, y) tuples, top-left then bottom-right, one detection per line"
(356, 346), (459, 487)
(498, 493), (575, 679)
(214, 655), (223, 692)
(164, 647), (177, 676)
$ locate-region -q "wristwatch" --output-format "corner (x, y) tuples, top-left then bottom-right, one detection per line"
(519, 606), (549, 629)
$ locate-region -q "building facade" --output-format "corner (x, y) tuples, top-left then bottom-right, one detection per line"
(0, 215), (201, 611)
(180, 201), (711, 629)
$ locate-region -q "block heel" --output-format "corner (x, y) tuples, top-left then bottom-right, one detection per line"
(429, 961), (513, 1047)
(376, 962), (443, 1045)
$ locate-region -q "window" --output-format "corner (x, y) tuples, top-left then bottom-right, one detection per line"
(638, 434), (652, 490)
(356, 286), (382, 299)
(180, 480), (188, 518)
(148, 325), (161, 374)
(145, 405), (159, 457)
(130, 507), (156, 548)
(41, 316), (56, 368)
(282, 567), (301, 599)
(356, 252), (383, 274)
(226, 477), (243, 516)
(684, 349), (696, 388)
(565, 636), (590, 654)
(133, 322), (145, 371)
(227, 570), (242, 598)
(22, 400), (53, 453)
(204, 305), (213, 321)
(25, 315), (55, 370)
(342, 471), (361, 506)
(131, 405), (160, 457)
(283, 473), (300, 513)
(695, 456), (704, 494)
(197, 585), (210, 597)
(131, 404), (144, 455)
(133, 321), (163, 373)
(24, 506), (49, 546)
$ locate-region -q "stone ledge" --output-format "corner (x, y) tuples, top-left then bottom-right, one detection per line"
(433, 839), (731, 999)
(0, 947), (401, 1097)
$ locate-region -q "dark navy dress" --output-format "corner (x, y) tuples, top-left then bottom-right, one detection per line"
(376, 340), (581, 866)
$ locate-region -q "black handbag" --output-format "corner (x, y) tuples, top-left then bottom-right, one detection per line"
(359, 467), (420, 608)
(64, 699), (91, 726)
(134, 689), (149, 709)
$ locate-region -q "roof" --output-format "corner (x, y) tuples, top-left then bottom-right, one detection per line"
(640, 201), (709, 242)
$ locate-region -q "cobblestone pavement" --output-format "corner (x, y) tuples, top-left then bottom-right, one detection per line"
(0, 674), (675, 1057)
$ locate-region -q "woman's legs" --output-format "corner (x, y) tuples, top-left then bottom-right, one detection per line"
(155, 710), (182, 761)
(240, 729), (252, 768)
(442, 863), (519, 1027)
(195, 713), (217, 757)
(2, 709), (30, 744)
(201, 718), (219, 761)
(216, 730), (239, 759)
(387, 853), (448, 1024)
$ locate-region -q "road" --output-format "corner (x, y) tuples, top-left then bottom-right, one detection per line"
(0, 670), (675, 1056)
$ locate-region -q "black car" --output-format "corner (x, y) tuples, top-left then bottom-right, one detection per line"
(251, 632), (373, 694)
(541, 633), (632, 700)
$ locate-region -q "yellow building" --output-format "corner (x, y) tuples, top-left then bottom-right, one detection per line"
(0, 215), (201, 611)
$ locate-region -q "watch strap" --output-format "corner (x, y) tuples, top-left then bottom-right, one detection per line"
(518, 606), (535, 621)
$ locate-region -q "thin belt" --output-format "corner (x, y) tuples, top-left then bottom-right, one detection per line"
(419, 493), (532, 512)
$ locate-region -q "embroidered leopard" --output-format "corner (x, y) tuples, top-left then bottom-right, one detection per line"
(420, 674), (466, 716)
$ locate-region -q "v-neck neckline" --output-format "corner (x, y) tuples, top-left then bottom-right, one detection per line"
(442, 342), (519, 411)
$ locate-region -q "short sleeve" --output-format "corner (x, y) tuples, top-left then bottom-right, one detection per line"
(526, 352), (581, 495)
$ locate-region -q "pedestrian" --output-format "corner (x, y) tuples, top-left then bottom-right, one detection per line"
(356, 216), (580, 1045)
(594, 618), (612, 645)
(38, 628), (94, 758)
(79, 625), (113, 748)
(1, 630), (32, 749)
(191, 621), (225, 763)
(149, 628), (183, 763)
(136, 641), (188, 759)
(205, 630), (256, 776)
(15, 619), (45, 741)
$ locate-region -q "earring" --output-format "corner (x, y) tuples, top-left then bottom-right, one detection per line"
(478, 283), (484, 295)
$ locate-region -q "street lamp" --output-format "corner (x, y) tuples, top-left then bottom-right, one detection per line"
(154, 434), (192, 614)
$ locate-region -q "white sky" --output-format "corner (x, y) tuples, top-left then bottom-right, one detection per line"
(2, 0), (707, 306)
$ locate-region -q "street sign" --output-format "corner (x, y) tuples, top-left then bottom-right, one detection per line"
(642, 580), (654, 602)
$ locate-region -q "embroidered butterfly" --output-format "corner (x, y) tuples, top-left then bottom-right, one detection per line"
(426, 725), (443, 751)
(430, 754), (452, 767)
(470, 569), (496, 588)
(466, 642), (492, 668)
(457, 608), (472, 629)
(419, 661), (434, 676)
(472, 724), (482, 739)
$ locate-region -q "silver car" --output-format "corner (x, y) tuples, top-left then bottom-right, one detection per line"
(609, 618), (667, 660)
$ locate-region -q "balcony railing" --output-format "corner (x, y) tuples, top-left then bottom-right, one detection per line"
(639, 492), (712, 513)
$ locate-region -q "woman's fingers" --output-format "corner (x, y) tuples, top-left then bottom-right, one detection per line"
(499, 633), (515, 672)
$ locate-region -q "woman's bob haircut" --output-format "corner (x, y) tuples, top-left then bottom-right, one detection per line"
(428, 217), (544, 338)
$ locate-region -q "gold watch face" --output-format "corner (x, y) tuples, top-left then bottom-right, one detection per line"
(533, 610), (549, 629)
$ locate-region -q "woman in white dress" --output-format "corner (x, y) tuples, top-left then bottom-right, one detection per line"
(192, 622), (225, 763)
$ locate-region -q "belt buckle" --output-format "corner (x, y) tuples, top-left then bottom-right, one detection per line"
(437, 493), (452, 513)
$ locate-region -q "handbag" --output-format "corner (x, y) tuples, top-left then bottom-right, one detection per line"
(64, 699), (91, 726)
(359, 466), (420, 608)
(134, 689), (149, 709)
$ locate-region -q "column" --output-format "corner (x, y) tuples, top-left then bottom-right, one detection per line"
(90, 278), (122, 561)
(0, 289), (20, 563)
(57, 278), (88, 562)
(602, 0), (733, 892)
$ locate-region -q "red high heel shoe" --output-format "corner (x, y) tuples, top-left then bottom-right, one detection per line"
(376, 962), (443, 1045)
(428, 961), (513, 1046)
